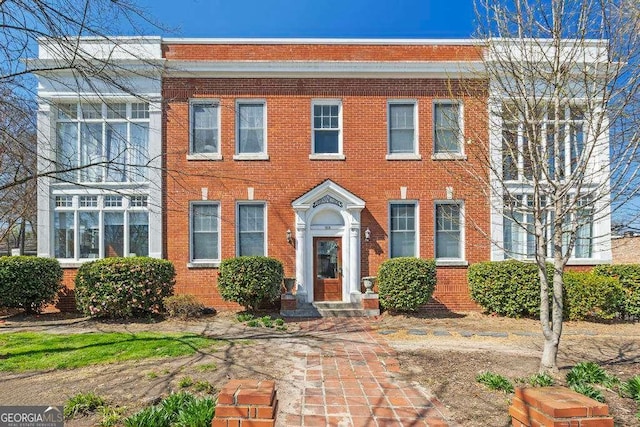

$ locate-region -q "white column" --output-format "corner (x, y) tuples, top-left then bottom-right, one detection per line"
(349, 225), (360, 299)
(37, 103), (53, 258)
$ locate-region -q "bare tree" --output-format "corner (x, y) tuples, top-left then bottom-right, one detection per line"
(467, 0), (640, 372)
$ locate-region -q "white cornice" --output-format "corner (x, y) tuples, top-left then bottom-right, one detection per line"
(164, 60), (485, 78)
(162, 37), (481, 46)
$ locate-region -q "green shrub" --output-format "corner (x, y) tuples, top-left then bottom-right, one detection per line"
(476, 371), (514, 393)
(377, 257), (436, 312)
(468, 261), (545, 317)
(163, 295), (205, 319)
(570, 383), (605, 403)
(124, 392), (214, 427)
(593, 264), (640, 318)
(620, 376), (640, 401)
(75, 257), (175, 318)
(0, 256), (62, 313)
(64, 392), (106, 419)
(218, 256), (283, 311)
(563, 272), (624, 320)
(526, 373), (555, 387)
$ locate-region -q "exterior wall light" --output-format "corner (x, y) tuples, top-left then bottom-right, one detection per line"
(286, 229), (292, 243)
(364, 227), (371, 242)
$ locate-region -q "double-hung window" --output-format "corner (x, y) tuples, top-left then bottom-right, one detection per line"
(55, 102), (149, 183)
(189, 100), (220, 157)
(390, 203), (417, 258)
(433, 101), (463, 156)
(190, 202), (220, 263)
(237, 203), (266, 256)
(388, 101), (418, 158)
(235, 101), (267, 159)
(435, 202), (463, 260)
(311, 100), (343, 158)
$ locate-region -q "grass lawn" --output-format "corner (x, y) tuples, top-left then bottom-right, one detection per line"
(0, 332), (218, 371)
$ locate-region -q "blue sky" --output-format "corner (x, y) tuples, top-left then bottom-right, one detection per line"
(136, 0), (476, 38)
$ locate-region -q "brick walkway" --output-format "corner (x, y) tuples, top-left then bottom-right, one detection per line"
(278, 319), (452, 427)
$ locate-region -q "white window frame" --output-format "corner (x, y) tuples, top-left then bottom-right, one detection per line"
(432, 100), (465, 160)
(310, 99), (345, 160)
(434, 201), (467, 265)
(388, 201), (419, 258)
(188, 99), (222, 160)
(235, 202), (267, 257)
(233, 99), (268, 160)
(189, 201), (221, 267)
(387, 100), (421, 160)
(52, 193), (150, 261)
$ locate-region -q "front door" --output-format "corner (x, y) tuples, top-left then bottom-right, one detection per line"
(313, 237), (342, 301)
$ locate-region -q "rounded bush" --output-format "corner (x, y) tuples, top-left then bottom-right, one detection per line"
(75, 257), (175, 318)
(0, 256), (62, 313)
(592, 264), (640, 318)
(563, 272), (624, 320)
(218, 256), (284, 311)
(163, 294), (205, 319)
(377, 257), (436, 312)
(468, 261), (543, 317)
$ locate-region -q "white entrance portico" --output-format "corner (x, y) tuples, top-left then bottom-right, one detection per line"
(291, 180), (366, 304)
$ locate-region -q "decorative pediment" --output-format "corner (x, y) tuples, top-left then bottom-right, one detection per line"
(292, 179), (365, 211)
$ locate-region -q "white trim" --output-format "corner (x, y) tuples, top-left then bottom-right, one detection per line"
(189, 201), (221, 264)
(236, 201), (268, 257)
(434, 200), (466, 262)
(433, 99), (465, 156)
(163, 38), (481, 45)
(388, 201), (420, 258)
(311, 99), (343, 156)
(387, 100), (419, 157)
(235, 99), (268, 156)
(189, 99), (221, 156)
(431, 153), (467, 161)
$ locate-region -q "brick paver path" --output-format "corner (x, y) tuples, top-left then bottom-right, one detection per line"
(278, 318), (452, 427)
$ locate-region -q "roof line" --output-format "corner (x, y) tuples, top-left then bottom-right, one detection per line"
(161, 37), (482, 46)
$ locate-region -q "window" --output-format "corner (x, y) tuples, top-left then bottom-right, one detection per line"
(191, 203), (220, 262)
(435, 203), (463, 259)
(237, 203), (266, 256)
(312, 100), (342, 155)
(390, 203), (417, 258)
(236, 101), (266, 156)
(55, 102), (149, 183)
(190, 101), (219, 155)
(434, 102), (462, 154)
(388, 102), (417, 156)
(52, 194), (149, 260)
(502, 103), (585, 181)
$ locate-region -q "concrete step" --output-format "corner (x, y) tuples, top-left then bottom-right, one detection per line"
(281, 302), (380, 318)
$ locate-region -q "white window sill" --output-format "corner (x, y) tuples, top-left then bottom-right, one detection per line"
(431, 153), (467, 161)
(187, 153), (222, 161)
(187, 262), (220, 268)
(386, 153), (422, 161)
(566, 258), (610, 266)
(233, 154), (270, 161)
(59, 261), (88, 268)
(436, 259), (469, 267)
(309, 153), (346, 161)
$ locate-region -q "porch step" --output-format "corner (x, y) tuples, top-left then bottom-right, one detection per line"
(281, 302), (379, 318)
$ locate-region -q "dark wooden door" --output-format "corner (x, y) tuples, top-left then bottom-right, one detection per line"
(313, 237), (342, 301)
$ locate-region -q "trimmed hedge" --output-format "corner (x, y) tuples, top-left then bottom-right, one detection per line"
(592, 264), (640, 318)
(218, 256), (284, 311)
(163, 294), (205, 319)
(468, 261), (545, 317)
(75, 257), (176, 318)
(564, 272), (624, 320)
(377, 257), (437, 312)
(469, 261), (626, 320)
(0, 256), (62, 313)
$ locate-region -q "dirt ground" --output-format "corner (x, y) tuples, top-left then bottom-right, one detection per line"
(0, 310), (638, 426)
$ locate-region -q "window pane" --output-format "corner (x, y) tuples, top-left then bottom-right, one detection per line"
(238, 104), (264, 154)
(80, 123), (103, 182)
(238, 204), (265, 256)
(106, 103), (127, 119)
(434, 103), (461, 153)
(130, 123), (149, 182)
(575, 208), (593, 258)
(192, 204), (219, 260)
(56, 122), (78, 181)
(129, 212), (149, 256)
(105, 123), (127, 182)
(390, 204), (416, 257)
(436, 204), (461, 258)
(104, 212), (124, 257)
(54, 212), (74, 258)
(502, 124), (518, 180)
(191, 104), (218, 153)
(389, 104), (415, 154)
(81, 103), (102, 119)
(79, 211), (99, 258)
(314, 130), (339, 153)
